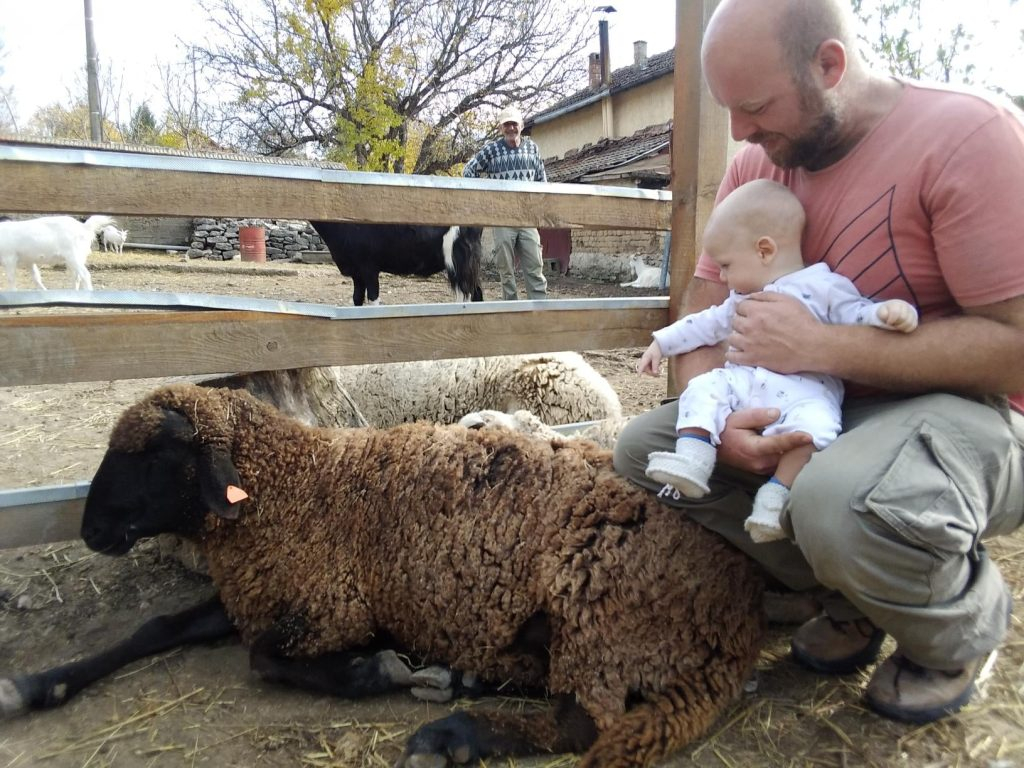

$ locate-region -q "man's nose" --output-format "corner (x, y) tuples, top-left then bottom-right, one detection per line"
(729, 111), (756, 142)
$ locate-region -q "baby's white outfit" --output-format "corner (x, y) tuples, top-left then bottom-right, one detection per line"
(647, 263), (906, 542)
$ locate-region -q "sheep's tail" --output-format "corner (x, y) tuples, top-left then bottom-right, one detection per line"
(578, 661), (748, 768)
(83, 215), (116, 234)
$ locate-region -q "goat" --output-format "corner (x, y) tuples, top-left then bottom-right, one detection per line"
(620, 254), (664, 289)
(100, 225), (128, 255)
(309, 221), (484, 306)
(0, 215), (113, 290)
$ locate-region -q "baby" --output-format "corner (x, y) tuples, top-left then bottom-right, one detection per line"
(637, 179), (918, 542)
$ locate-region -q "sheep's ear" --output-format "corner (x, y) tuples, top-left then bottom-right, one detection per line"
(197, 446), (246, 520)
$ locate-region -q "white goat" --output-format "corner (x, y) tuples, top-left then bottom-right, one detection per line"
(620, 254), (664, 289)
(0, 215), (114, 290)
(100, 225), (128, 255)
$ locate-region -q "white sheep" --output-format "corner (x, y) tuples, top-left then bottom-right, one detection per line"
(0, 215), (114, 290)
(329, 352), (623, 427)
(620, 254), (664, 289)
(200, 354), (621, 431)
(458, 408), (630, 450)
(100, 225), (128, 255)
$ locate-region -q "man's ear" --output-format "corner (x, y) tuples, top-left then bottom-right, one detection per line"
(815, 39), (847, 89)
(757, 236), (778, 264)
(197, 445), (246, 520)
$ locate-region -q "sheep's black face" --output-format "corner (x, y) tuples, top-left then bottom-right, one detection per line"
(82, 413), (207, 555)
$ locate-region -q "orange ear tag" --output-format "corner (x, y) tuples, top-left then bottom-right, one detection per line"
(226, 485), (249, 504)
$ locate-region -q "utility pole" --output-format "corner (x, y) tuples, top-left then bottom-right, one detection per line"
(84, 0), (103, 141)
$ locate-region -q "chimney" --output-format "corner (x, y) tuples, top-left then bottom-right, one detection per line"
(588, 52), (603, 89)
(598, 19), (611, 87)
(633, 40), (648, 69)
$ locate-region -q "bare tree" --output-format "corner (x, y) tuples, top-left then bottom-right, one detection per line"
(852, 0), (980, 84)
(191, 0), (593, 173)
(0, 38), (18, 133)
(156, 55), (234, 150)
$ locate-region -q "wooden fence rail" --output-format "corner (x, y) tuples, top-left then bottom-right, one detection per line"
(0, 139), (674, 548)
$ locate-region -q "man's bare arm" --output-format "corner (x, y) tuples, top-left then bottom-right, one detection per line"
(729, 293), (1024, 395)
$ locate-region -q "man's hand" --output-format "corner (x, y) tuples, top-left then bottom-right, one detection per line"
(877, 299), (919, 333)
(636, 340), (664, 376)
(717, 407), (814, 475)
(727, 292), (823, 374)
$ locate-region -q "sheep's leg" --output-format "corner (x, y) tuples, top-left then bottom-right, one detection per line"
(0, 596), (233, 718)
(396, 694), (598, 766)
(69, 263), (92, 290)
(29, 264), (46, 290)
(351, 275), (366, 305)
(364, 270), (382, 305)
(249, 628), (417, 698)
(248, 623), (488, 701)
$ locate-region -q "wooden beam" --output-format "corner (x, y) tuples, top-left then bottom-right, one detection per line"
(0, 158), (671, 232)
(668, 0), (729, 394)
(0, 303), (669, 386)
(0, 488), (86, 549)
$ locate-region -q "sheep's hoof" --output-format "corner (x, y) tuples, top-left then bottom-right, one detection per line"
(396, 754), (447, 768)
(410, 686), (453, 703)
(0, 678), (27, 718)
(398, 712), (479, 767)
(410, 665), (451, 690)
(376, 650), (415, 687)
(410, 665), (453, 702)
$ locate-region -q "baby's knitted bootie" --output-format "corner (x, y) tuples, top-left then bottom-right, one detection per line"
(645, 438), (716, 498)
(745, 482), (791, 543)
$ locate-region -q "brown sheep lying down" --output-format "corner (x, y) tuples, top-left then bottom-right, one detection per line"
(0, 384), (764, 767)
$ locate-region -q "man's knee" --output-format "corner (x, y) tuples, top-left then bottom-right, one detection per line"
(612, 419), (649, 483)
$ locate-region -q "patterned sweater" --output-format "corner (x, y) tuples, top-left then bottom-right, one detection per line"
(463, 137), (547, 183)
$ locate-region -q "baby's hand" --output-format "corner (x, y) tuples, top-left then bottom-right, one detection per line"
(636, 340), (664, 376)
(877, 300), (919, 333)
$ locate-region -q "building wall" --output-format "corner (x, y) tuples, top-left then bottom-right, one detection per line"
(531, 74), (674, 162)
(531, 101), (605, 161)
(610, 78), (674, 140)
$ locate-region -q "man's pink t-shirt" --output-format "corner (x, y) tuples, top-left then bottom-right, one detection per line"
(695, 81), (1024, 412)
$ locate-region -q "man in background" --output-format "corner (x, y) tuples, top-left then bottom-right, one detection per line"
(463, 108), (548, 300)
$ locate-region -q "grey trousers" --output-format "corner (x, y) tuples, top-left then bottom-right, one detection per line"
(491, 227), (547, 300)
(613, 392), (1024, 669)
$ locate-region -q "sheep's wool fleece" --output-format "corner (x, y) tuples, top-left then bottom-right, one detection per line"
(114, 384), (763, 728)
(331, 352), (622, 427)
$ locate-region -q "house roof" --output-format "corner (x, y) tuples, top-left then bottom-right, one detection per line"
(544, 121), (671, 184)
(529, 48), (675, 124)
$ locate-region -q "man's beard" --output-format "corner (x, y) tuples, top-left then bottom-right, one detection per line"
(752, 87), (844, 170)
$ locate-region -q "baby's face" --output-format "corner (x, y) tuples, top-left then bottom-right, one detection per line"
(705, 227), (768, 294)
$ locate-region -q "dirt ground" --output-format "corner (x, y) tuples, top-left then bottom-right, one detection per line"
(1, 251), (1022, 768)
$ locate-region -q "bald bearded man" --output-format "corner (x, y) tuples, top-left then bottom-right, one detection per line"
(614, 0), (1024, 725)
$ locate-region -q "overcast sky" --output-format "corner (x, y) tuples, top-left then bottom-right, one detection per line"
(0, 0), (679, 127)
(1, 0), (1022, 129)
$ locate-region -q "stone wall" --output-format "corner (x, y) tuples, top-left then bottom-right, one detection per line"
(479, 228), (665, 283)
(116, 216), (194, 246)
(572, 229), (666, 259)
(187, 219), (326, 261)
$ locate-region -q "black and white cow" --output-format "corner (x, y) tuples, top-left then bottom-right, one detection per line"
(310, 222), (484, 306)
